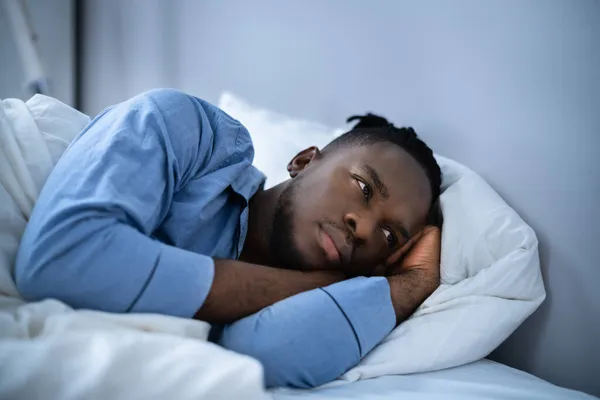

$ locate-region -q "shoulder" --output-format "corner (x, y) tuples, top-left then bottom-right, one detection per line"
(134, 89), (256, 169)
(131, 88), (203, 122)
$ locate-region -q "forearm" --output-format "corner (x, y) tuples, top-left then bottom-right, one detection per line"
(16, 217), (220, 316)
(386, 269), (439, 325)
(194, 259), (344, 323)
(215, 277), (396, 388)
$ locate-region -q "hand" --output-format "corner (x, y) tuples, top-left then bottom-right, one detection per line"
(386, 226), (441, 279)
(385, 202), (443, 324)
(387, 199), (443, 278)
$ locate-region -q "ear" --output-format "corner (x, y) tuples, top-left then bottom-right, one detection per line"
(287, 146), (321, 178)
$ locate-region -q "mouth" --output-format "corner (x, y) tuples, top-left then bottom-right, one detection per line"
(319, 228), (341, 265)
(318, 223), (353, 268)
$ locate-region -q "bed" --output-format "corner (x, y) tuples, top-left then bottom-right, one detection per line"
(272, 360), (594, 400)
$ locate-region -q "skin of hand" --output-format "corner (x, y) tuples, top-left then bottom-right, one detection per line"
(385, 202), (442, 324)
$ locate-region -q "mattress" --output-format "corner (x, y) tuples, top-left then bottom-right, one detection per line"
(271, 360), (595, 400)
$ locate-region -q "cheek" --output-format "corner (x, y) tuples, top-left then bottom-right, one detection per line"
(288, 169), (354, 266)
(322, 168), (357, 209)
(352, 244), (388, 266)
(297, 167), (352, 216)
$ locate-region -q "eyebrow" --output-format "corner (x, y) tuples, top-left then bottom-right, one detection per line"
(361, 164), (411, 241)
(362, 164), (389, 199)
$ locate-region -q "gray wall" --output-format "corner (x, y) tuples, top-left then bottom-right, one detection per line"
(82, 0), (600, 397)
(0, 0), (74, 105)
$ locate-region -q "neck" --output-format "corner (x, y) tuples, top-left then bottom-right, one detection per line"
(240, 181), (288, 266)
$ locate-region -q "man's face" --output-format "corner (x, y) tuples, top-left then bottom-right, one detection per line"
(270, 142), (432, 276)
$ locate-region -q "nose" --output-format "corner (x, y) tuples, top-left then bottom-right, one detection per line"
(344, 212), (376, 244)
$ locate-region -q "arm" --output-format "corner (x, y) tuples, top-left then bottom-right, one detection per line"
(215, 277), (396, 389)
(197, 259), (344, 323)
(15, 88), (342, 321)
(215, 226), (442, 388)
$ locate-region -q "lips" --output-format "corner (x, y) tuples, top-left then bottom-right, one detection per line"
(319, 223), (352, 267)
(320, 229), (341, 264)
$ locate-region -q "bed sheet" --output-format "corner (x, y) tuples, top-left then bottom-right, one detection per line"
(271, 360), (596, 400)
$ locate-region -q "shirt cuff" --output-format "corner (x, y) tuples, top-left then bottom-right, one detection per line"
(128, 243), (215, 318)
(321, 276), (396, 356)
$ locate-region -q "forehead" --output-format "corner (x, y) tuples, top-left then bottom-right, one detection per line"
(330, 142), (432, 228)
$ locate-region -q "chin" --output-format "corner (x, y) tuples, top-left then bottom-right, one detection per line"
(271, 238), (313, 272)
(296, 263), (323, 272)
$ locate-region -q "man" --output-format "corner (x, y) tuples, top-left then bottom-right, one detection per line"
(15, 89), (442, 388)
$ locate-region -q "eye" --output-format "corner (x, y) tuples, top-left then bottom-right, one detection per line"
(382, 227), (398, 249)
(357, 180), (372, 202)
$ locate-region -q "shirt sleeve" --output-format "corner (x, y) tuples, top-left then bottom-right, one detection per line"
(15, 89), (222, 317)
(214, 276), (396, 388)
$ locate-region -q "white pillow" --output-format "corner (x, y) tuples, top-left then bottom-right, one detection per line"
(219, 92), (546, 380)
(219, 92), (344, 188)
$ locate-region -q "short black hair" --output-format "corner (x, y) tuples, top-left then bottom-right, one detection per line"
(323, 113), (442, 206)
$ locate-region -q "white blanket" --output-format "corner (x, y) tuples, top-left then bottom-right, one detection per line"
(0, 95), (269, 400)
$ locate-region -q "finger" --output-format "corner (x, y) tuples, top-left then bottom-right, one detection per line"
(385, 230), (423, 266)
(402, 227), (441, 267)
(422, 225), (441, 237)
(413, 227), (441, 252)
